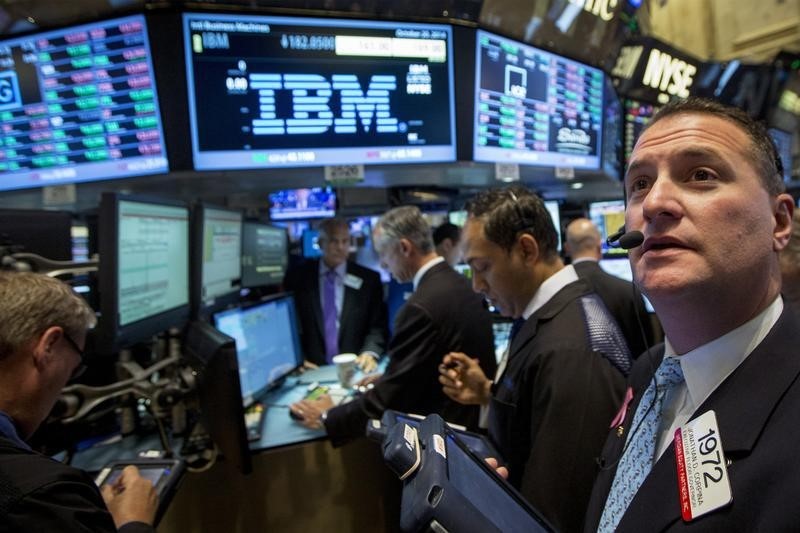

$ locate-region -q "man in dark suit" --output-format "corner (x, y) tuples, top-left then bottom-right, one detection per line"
(290, 206), (496, 445)
(0, 272), (157, 532)
(565, 217), (657, 357)
(584, 98), (800, 531)
(283, 217), (387, 369)
(438, 187), (629, 532)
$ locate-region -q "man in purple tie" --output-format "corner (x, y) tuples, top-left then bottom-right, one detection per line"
(283, 217), (387, 369)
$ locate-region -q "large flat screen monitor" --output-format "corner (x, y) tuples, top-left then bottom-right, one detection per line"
(769, 127), (793, 182)
(623, 99), (660, 164)
(241, 222), (288, 288)
(183, 320), (252, 474)
(0, 15), (169, 191)
(269, 187), (336, 220)
(97, 193), (190, 352)
(0, 208), (73, 260)
(589, 199), (626, 257)
(183, 13), (456, 170)
(213, 294), (304, 406)
(191, 204), (243, 314)
(473, 29), (603, 170)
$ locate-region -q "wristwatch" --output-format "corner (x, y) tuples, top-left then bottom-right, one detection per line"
(319, 410), (329, 426)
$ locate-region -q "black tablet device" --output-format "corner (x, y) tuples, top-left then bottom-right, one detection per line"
(95, 458), (185, 525)
(384, 414), (553, 533)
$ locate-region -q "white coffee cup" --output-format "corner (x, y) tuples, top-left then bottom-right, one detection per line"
(332, 353), (358, 388)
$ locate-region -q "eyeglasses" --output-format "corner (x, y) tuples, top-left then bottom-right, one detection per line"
(62, 332), (87, 380)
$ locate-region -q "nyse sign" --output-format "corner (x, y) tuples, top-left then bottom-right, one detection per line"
(641, 48), (697, 99)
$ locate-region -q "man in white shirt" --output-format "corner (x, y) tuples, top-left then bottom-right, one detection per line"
(584, 98), (799, 531)
(438, 186), (629, 532)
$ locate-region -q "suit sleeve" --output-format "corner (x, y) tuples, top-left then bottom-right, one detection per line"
(324, 303), (439, 446)
(358, 271), (388, 356)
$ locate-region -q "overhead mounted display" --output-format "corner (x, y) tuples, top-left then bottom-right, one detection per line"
(183, 13), (456, 170)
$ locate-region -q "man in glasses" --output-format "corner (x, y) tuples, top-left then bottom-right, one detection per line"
(0, 271), (157, 532)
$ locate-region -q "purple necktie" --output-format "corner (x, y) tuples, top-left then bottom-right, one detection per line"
(323, 269), (339, 362)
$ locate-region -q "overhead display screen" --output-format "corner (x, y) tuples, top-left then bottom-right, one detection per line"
(0, 15), (168, 191)
(183, 13), (456, 170)
(473, 29), (603, 170)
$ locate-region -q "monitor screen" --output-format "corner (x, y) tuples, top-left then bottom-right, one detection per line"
(598, 257), (654, 313)
(623, 99), (660, 164)
(589, 200), (626, 256)
(194, 205), (243, 311)
(183, 13), (456, 170)
(448, 210), (467, 227)
(213, 294), (303, 406)
(301, 228), (323, 259)
(97, 193), (190, 351)
(241, 222), (288, 288)
(0, 208), (73, 260)
(473, 29), (603, 170)
(0, 15), (169, 192)
(544, 200), (561, 251)
(182, 320), (252, 474)
(269, 187), (336, 220)
(769, 128), (793, 182)
(602, 76), (623, 179)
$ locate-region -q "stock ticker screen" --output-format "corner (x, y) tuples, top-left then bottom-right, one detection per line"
(0, 15), (168, 191)
(473, 29), (603, 170)
(182, 13), (456, 170)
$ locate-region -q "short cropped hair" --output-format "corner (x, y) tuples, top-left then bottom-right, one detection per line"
(433, 222), (461, 247)
(643, 97), (785, 196)
(317, 217), (350, 245)
(466, 186), (559, 259)
(0, 272), (96, 359)
(374, 206), (434, 254)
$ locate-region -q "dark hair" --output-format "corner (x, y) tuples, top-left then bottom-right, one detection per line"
(465, 186), (558, 258)
(432, 222), (461, 246)
(643, 97), (785, 195)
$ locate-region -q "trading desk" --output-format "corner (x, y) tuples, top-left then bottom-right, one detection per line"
(71, 362), (399, 533)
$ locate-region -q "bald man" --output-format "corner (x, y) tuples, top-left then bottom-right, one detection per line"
(564, 218), (656, 357)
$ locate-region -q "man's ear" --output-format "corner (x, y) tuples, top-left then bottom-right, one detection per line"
(773, 193), (794, 252)
(32, 326), (63, 372)
(399, 238), (413, 257)
(517, 233), (539, 264)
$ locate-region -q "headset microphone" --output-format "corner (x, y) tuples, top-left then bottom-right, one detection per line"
(618, 230), (644, 250)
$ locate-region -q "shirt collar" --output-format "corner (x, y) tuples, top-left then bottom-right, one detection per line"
(571, 257), (598, 265)
(319, 260), (347, 278)
(664, 296), (783, 408)
(0, 410), (30, 450)
(413, 256), (445, 291)
(522, 264), (578, 319)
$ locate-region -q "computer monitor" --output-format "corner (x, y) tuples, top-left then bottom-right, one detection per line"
(301, 229), (323, 259)
(97, 193), (190, 352)
(269, 187), (336, 221)
(472, 29), (604, 170)
(191, 204), (243, 315)
(241, 222), (288, 288)
(213, 294), (304, 406)
(589, 200), (626, 256)
(0, 208), (73, 261)
(448, 210), (468, 227)
(0, 14), (169, 192)
(182, 320), (252, 474)
(544, 200), (562, 252)
(182, 12), (456, 169)
(623, 99), (660, 164)
(598, 257), (654, 313)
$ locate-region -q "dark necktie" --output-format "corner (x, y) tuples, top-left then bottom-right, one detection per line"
(323, 269), (339, 362)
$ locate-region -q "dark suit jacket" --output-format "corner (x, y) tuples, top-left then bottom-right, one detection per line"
(283, 259), (387, 365)
(0, 436), (153, 533)
(573, 260), (656, 358)
(584, 304), (800, 532)
(490, 280), (626, 533)
(325, 261), (496, 445)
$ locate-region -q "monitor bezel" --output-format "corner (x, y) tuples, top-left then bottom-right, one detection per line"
(240, 221), (289, 289)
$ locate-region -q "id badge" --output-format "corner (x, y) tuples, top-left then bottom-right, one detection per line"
(344, 273), (363, 290)
(673, 410), (733, 521)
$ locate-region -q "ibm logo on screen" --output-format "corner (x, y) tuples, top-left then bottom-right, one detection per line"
(249, 73), (400, 135)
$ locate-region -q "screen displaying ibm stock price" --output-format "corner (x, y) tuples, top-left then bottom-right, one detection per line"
(473, 30), (603, 170)
(0, 15), (168, 192)
(182, 13), (456, 170)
